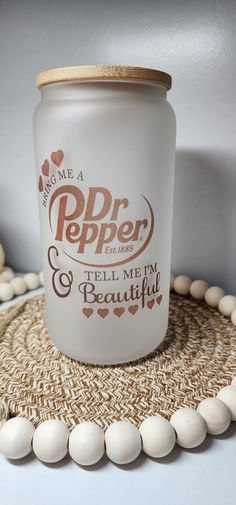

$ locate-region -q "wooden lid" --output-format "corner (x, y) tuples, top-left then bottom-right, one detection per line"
(36, 65), (172, 90)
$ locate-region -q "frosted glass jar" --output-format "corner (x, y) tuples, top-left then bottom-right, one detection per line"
(33, 65), (176, 364)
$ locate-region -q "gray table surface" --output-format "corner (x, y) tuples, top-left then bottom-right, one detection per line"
(0, 288), (235, 505)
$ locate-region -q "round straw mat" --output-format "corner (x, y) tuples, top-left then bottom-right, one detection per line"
(0, 293), (236, 430)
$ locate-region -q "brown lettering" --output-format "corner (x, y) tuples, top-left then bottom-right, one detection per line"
(84, 187), (112, 221)
(110, 198), (129, 220)
(66, 223), (80, 243)
(117, 221), (134, 242)
(131, 219), (148, 240)
(95, 223), (117, 254)
(77, 224), (98, 253)
(49, 185), (85, 241)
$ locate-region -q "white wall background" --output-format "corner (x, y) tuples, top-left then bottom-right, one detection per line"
(0, 0), (235, 290)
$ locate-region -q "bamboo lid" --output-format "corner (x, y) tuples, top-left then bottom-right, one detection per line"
(36, 65), (172, 90)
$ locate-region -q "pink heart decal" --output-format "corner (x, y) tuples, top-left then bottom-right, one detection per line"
(113, 307), (125, 318)
(83, 308), (93, 318)
(51, 150), (64, 167)
(128, 305), (138, 315)
(156, 295), (163, 305)
(42, 159), (49, 177)
(38, 175), (43, 192)
(147, 299), (155, 309)
(97, 308), (109, 319)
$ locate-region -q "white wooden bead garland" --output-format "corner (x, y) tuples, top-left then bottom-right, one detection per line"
(173, 275), (192, 296)
(172, 273), (236, 322)
(39, 271), (44, 286)
(197, 398), (231, 435)
(170, 407), (207, 448)
(69, 422), (105, 466)
(24, 273), (40, 291)
(0, 283), (14, 302)
(218, 296), (236, 317)
(0, 378), (235, 466)
(139, 414), (176, 458)
(33, 419), (69, 463)
(0, 272), (236, 465)
(190, 280), (209, 300)
(0, 269), (14, 282)
(217, 385), (236, 420)
(0, 417), (35, 459)
(0, 268), (44, 303)
(0, 243), (44, 301)
(105, 420), (141, 464)
(204, 286), (225, 308)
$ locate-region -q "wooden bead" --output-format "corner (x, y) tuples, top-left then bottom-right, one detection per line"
(217, 385), (236, 420)
(0, 282), (14, 302)
(39, 271), (44, 286)
(190, 280), (209, 300)
(24, 273), (40, 290)
(0, 268), (14, 283)
(173, 275), (192, 296)
(33, 419), (69, 463)
(105, 420), (141, 464)
(139, 415), (176, 458)
(218, 295), (236, 317)
(197, 398), (231, 435)
(170, 273), (175, 291)
(10, 277), (27, 296)
(170, 407), (206, 448)
(69, 422), (105, 466)
(231, 309), (236, 326)
(204, 286), (225, 308)
(0, 417), (35, 459)
(0, 243), (5, 269)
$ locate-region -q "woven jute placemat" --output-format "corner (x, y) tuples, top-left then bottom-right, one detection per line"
(0, 293), (236, 430)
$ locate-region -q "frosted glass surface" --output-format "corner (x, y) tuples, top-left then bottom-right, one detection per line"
(34, 81), (176, 363)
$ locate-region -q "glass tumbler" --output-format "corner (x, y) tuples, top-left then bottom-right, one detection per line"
(33, 65), (176, 364)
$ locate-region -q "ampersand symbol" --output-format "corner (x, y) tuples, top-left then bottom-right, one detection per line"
(47, 246), (73, 298)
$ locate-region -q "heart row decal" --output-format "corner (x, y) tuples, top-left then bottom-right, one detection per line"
(38, 149), (64, 192)
(82, 296), (162, 318)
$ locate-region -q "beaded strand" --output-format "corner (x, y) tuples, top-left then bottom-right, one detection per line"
(0, 272), (236, 466)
